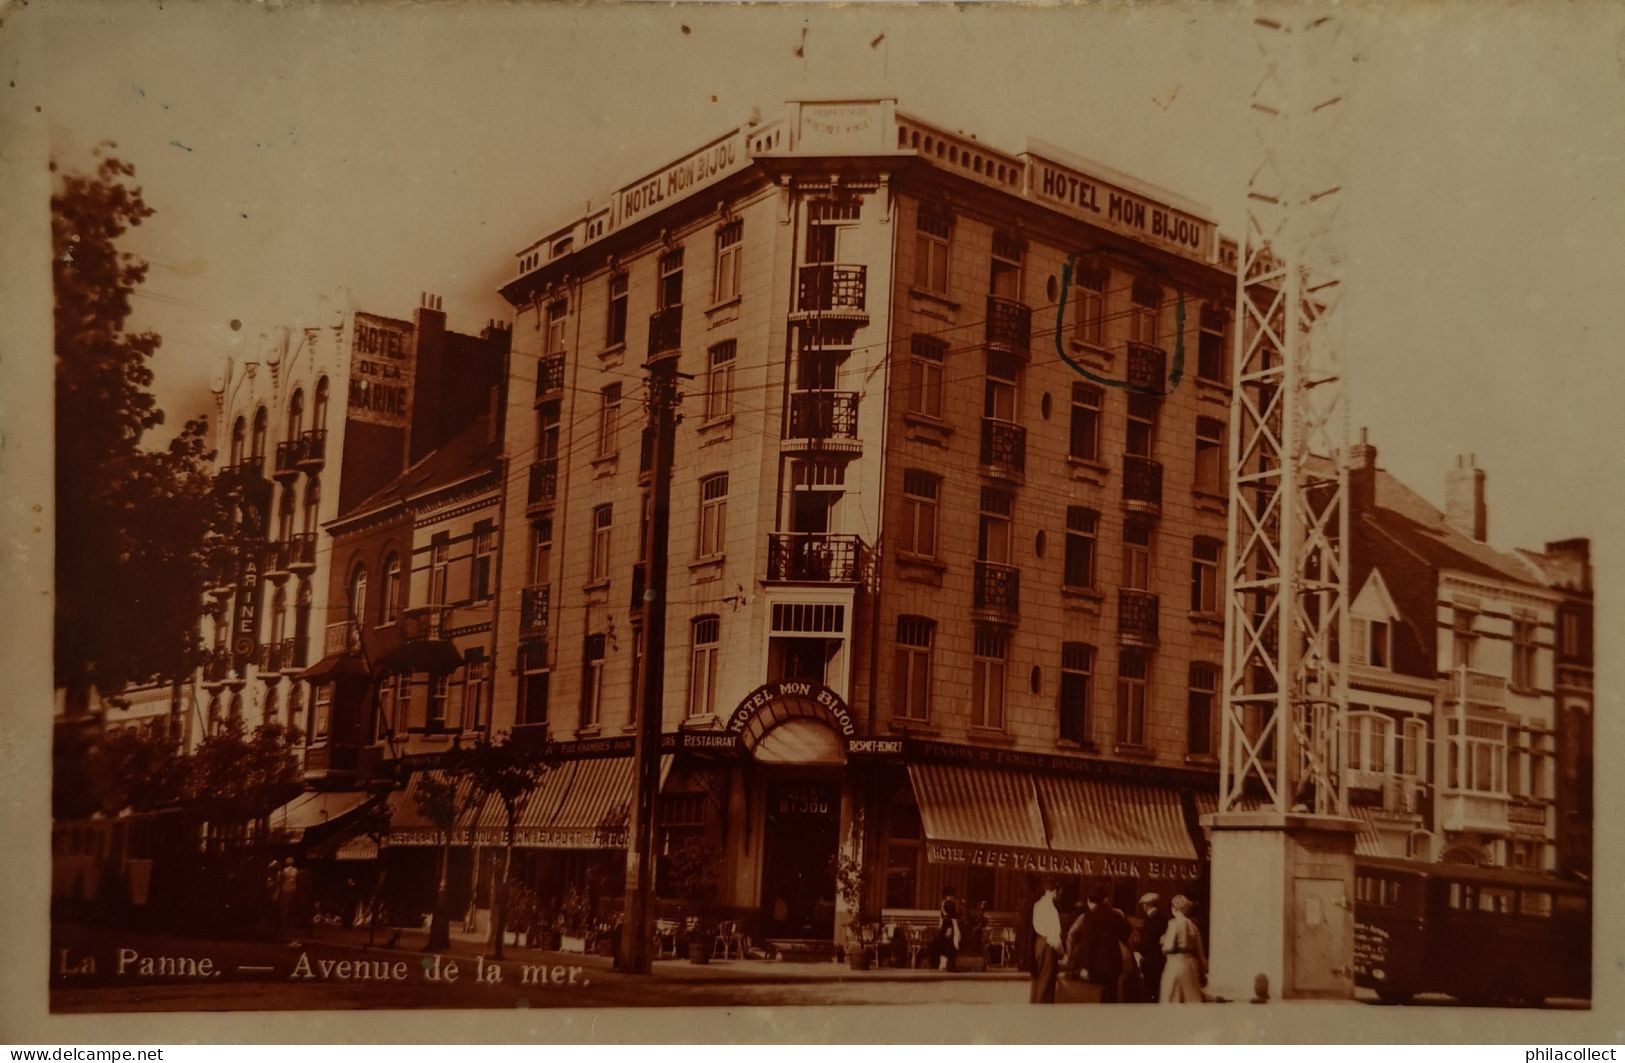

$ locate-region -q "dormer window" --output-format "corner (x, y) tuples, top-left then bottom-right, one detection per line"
(1353, 618), (1391, 669)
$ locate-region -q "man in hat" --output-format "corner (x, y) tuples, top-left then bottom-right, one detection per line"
(1137, 892), (1171, 1002)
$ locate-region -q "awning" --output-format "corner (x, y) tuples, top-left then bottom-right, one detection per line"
(1350, 805), (1395, 858)
(385, 771), (489, 846)
(909, 762), (1202, 879)
(332, 835), (380, 861)
(375, 639), (464, 675)
(299, 652), (370, 682)
(265, 789), (375, 844)
(471, 758), (581, 844)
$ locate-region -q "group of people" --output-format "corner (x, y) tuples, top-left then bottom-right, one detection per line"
(1029, 879), (1207, 1004)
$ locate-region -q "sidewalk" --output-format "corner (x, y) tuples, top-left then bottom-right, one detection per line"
(304, 921), (1026, 984)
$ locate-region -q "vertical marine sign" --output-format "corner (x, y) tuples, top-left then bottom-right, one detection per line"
(347, 314), (415, 428)
(232, 557), (261, 665)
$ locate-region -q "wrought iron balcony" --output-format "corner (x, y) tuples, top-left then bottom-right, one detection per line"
(401, 605), (449, 641)
(284, 637), (307, 672)
(325, 620), (360, 657)
(273, 440), (302, 481)
(785, 391), (860, 453)
(979, 419), (1027, 479)
(536, 354), (566, 399)
(1122, 455), (1164, 514)
(202, 648), (232, 685)
(973, 560), (1021, 617)
(260, 640), (288, 675)
(527, 459), (558, 513)
(1127, 343), (1167, 395)
(1118, 589), (1160, 646)
(297, 429), (327, 471)
(263, 539), (291, 579)
(520, 584), (551, 639)
(766, 532), (863, 584)
(629, 563), (647, 614)
(985, 295), (1032, 358)
(286, 533), (317, 572)
(648, 306), (683, 359)
(795, 264), (868, 318)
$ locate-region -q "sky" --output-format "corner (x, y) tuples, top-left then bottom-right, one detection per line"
(25, 0), (1625, 559)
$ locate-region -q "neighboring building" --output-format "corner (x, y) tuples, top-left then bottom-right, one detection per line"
(487, 98), (1242, 946)
(201, 294), (508, 760)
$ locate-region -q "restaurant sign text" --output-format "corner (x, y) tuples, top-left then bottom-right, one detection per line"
(927, 841), (1201, 881)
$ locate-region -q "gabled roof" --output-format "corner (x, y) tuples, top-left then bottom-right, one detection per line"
(334, 416), (499, 527)
(1365, 469), (1544, 589)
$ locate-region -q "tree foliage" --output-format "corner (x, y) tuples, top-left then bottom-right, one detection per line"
(53, 150), (224, 705)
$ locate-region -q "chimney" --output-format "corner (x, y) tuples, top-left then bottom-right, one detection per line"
(1347, 427), (1377, 513)
(487, 384), (501, 445)
(1542, 538), (1592, 592)
(1444, 454), (1488, 542)
(409, 292), (448, 463)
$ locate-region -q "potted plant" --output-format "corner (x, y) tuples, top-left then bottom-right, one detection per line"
(556, 886), (591, 954)
(505, 882), (542, 949)
(666, 836), (723, 963)
(832, 850), (873, 971)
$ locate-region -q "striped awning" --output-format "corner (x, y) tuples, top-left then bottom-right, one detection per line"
(908, 762), (1049, 860)
(385, 771), (489, 846)
(1039, 776), (1198, 869)
(1350, 805), (1394, 858)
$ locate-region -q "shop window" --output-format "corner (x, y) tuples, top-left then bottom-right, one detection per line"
(606, 271), (628, 348)
(900, 470), (940, 559)
(895, 616), (934, 723)
(713, 220), (743, 303)
(705, 341), (736, 421)
(1064, 508), (1098, 590)
(905, 334), (946, 418)
(1069, 383), (1102, 462)
(1059, 643), (1093, 745)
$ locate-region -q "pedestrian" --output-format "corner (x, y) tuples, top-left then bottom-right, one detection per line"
(1078, 890), (1130, 1003)
(1158, 894), (1207, 1003)
(264, 860), (282, 938)
(934, 885), (961, 971)
(1029, 878), (1062, 1003)
(1137, 892), (1170, 1003)
(275, 857), (298, 940)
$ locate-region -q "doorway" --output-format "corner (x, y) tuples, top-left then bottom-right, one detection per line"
(759, 778), (840, 940)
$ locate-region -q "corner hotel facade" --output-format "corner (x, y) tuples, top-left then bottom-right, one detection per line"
(490, 99), (1239, 941)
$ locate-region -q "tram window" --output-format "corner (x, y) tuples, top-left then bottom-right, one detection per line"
(1519, 890), (1554, 919)
(1477, 886), (1514, 914)
(1449, 883), (1475, 911)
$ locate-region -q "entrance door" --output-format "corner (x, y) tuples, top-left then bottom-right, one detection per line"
(759, 779), (840, 940)
(1292, 876), (1350, 994)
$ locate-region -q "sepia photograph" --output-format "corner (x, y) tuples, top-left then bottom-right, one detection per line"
(2, 0), (1621, 1045)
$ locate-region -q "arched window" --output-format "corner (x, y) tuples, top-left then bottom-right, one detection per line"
(303, 476), (321, 535)
(277, 485), (296, 542)
(287, 388), (305, 440)
(381, 552), (401, 624)
(228, 692), (244, 727)
(251, 406), (268, 461)
(313, 377), (330, 431)
(287, 682), (304, 739)
(270, 585), (287, 644)
(263, 685), (279, 726)
(230, 416), (246, 465)
(349, 563), (368, 625)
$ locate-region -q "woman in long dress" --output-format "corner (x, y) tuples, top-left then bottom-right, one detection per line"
(1158, 895), (1206, 1003)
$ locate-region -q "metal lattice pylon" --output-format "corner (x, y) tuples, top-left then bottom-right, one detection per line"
(1219, 13), (1351, 818)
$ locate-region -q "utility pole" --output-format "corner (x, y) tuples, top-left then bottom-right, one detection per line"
(618, 350), (680, 974)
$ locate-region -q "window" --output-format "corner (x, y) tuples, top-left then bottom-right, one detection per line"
(1198, 305), (1227, 383)
(518, 642), (549, 726)
(277, 486), (296, 542)
(1073, 263), (1107, 346)
(598, 383), (621, 459)
(971, 624), (1008, 730)
(230, 416), (246, 465)
(429, 534), (450, 607)
(348, 563), (368, 625)
(905, 334), (946, 418)
(311, 685), (330, 739)
(1059, 643), (1094, 745)
(462, 651), (487, 732)
(1117, 650), (1149, 746)
(697, 473), (728, 558)
(705, 341), (736, 420)
(529, 519), (552, 586)
(590, 505), (612, 582)
(1512, 616), (1538, 690)
(1123, 520), (1152, 591)
(984, 351), (1019, 423)
(1188, 662), (1218, 756)
(428, 674), (449, 731)
(471, 522), (494, 602)
(1452, 719), (1507, 794)
(914, 211), (950, 294)
(606, 271), (628, 347)
(1400, 719), (1426, 778)
(1130, 279), (1160, 344)
(1127, 393), (1158, 458)
(581, 634), (606, 728)
(900, 471), (940, 559)
(978, 488), (1013, 565)
(713, 220), (743, 303)
(658, 248), (684, 310)
(251, 407), (268, 461)
(1195, 417), (1225, 494)
(1063, 507), (1098, 590)
(537, 400), (561, 462)
(1191, 537), (1222, 614)
(689, 616), (720, 718)
(1452, 607), (1477, 669)
(287, 389), (305, 440)
(989, 231), (1022, 300)
(545, 299), (568, 355)
(303, 477), (321, 535)
(269, 585), (287, 645)
(1069, 383), (1102, 462)
(381, 552), (401, 624)
(805, 199), (858, 263)
(895, 616), (934, 722)
(313, 376), (330, 431)
(1353, 618), (1391, 668)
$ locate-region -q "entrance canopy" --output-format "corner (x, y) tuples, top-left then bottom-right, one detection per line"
(266, 789), (376, 845)
(908, 762), (1202, 880)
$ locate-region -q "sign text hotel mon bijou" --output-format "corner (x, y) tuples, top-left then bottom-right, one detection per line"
(1025, 151), (1215, 261)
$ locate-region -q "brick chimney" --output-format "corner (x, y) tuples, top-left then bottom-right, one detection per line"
(1347, 427), (1377, 513)
(409, 292), (447, 464)
(1444, 454), (1487, 543)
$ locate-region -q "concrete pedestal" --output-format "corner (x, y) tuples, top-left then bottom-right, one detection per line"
(1205, 812), (1360, 1002)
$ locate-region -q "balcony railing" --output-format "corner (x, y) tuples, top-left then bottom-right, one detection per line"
(1127, 342), (1167, 394)
(325, 621), (360, 657)
(286, 637), (307, 671)
(973, 560), (1021, 616)
(629, 563), (647, 614)
(536, 354), (566, 399)
(1119, 589), (1161, 645)
(766, 533), (863, 584)
(263, 539), (291, 578)
(796, 264), (868, 316)
(1453, 666), (1507, 711)
(985, 295), (1031, 358)
(287, 533), (317, 572)
(260, 640), (289, 675)
(297, 429), (327, 470)
(203, 648), (232, 684)
(527, 459), (558, 512)
(273, 440), (302, 479)
(648, 305), (682, 359)
(1122, 455), (1164, 513)
(401, 605), (449, 641)
(786, 391), (860, 449)
(519, 584), (551, 638)
(979, 419), (1027, 478)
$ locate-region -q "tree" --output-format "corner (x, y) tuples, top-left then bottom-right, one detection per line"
(412, 771), (479, 952)
(53, 150), (224, 714)
(455, 729), (560, 959)
(186, 719), (303, 845)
